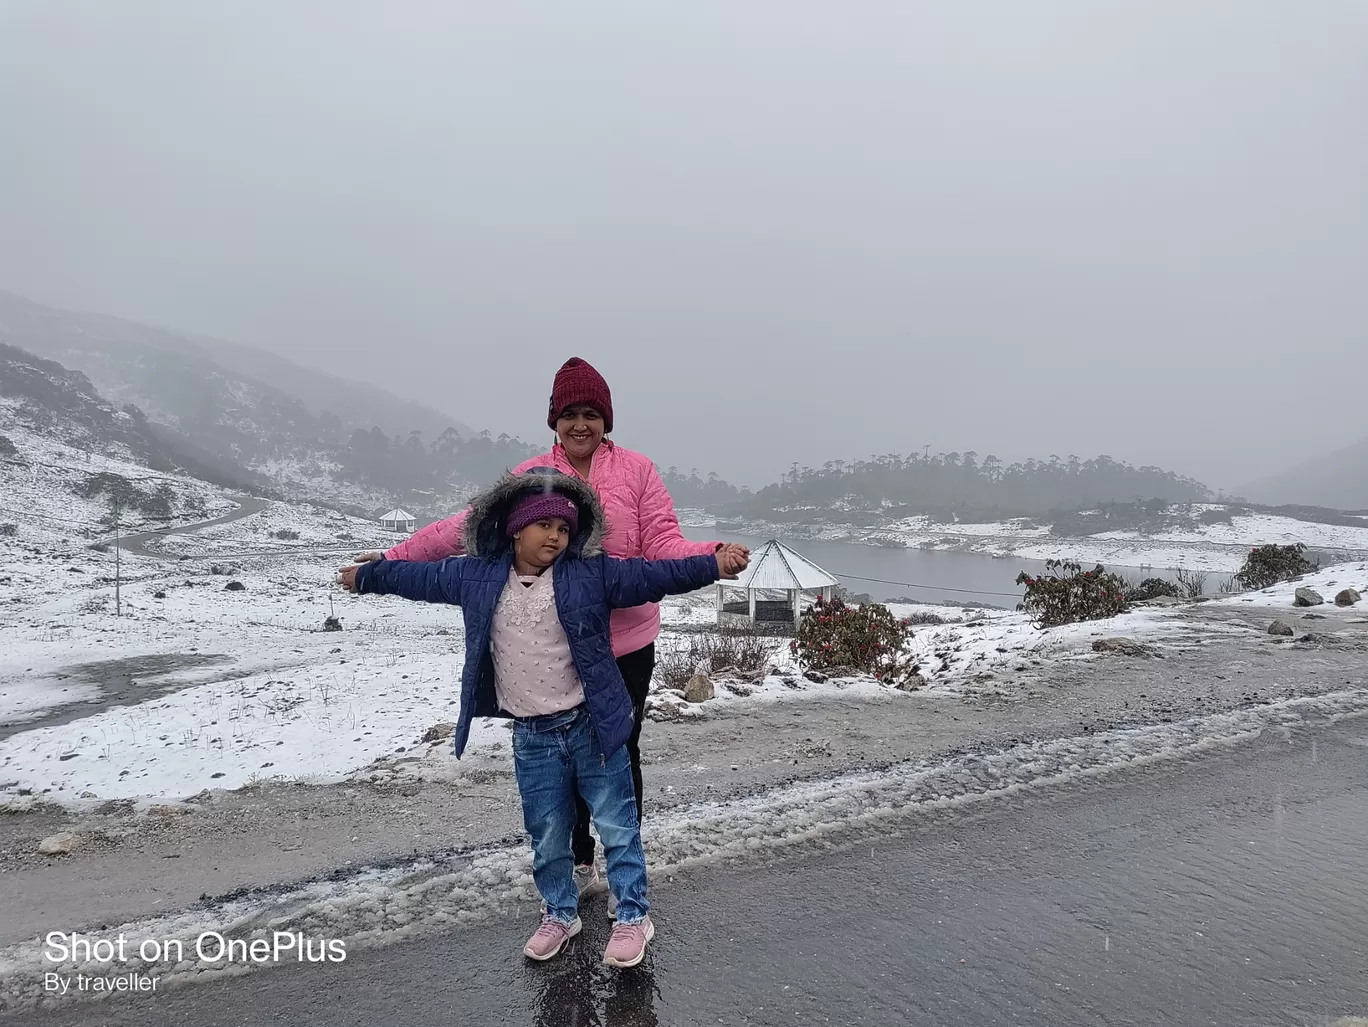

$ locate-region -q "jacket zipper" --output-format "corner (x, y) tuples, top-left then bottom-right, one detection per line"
(547, 559), (609, 765)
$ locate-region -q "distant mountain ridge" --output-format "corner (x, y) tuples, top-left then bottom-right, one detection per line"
(1236, 436), (1368, 510)
(0, 289), (475, 469)
(0, 342), (268, 494)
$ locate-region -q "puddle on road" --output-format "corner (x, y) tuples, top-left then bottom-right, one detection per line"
(0, 654), (232, 741)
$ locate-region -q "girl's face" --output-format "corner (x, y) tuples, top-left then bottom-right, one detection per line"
(513, 517), (572, 569)
(555, 405), (605, 462)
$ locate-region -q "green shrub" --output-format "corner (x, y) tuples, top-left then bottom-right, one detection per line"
(904, 610), (946, 625)
(273, 529), (301, 540)
(0, 523), (16, 537)
(77, 473), (174, 518)
(1017, 560), (1130, 628)
(1127, 577), (1180, 602)
(790, 596), (918, 683)
(1233, 543), (1319, 592)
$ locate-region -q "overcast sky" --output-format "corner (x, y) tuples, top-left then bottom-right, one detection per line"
(2, 1), (1364, 489)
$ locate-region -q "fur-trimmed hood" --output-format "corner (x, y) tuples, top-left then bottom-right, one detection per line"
(460, 467), (606, 559)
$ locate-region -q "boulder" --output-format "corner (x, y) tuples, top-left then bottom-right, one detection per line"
(1091, 637), (1157, 657)
(421, 722), (456, 744)
(1267, 620), (1295, 637)
(37, 832), (80, 856)
(1334, 588), (1361, 607)
(683, 674), (715, 703)
(1146, 595), (1182, 607)
(893, 673), (927, 692)
(224, 580), (246, 592)
(1293, 587), (1323, 607)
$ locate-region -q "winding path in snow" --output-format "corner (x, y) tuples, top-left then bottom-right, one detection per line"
(116, 496), (272, 559)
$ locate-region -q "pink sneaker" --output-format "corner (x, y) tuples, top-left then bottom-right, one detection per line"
(602, 916), (654, 968)
(523, 915), (581, 961)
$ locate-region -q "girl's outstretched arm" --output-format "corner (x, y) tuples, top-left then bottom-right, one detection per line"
(599, 554), (722, 610)
(354, 558), (465, 605)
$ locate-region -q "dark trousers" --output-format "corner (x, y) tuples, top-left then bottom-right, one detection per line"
(572, 643), (653, 867)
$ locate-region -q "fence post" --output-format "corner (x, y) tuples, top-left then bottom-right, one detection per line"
(113, 500), (121, 618)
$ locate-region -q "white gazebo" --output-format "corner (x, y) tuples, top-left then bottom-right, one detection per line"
(379, 508), (416, 533)
(717, 539), (840, 633)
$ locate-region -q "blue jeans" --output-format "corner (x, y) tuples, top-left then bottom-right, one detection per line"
(512, 705), (649, 925)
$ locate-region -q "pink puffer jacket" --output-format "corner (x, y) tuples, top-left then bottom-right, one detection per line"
(384, 441), (719, 657)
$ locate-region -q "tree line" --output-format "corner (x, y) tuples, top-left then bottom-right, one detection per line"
(339, 433), (1213, 525)
(338, 426), (540, 493)
(665, 451), (1211, 523)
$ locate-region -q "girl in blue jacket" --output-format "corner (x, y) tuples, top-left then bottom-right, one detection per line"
(340, 468), (743, 967)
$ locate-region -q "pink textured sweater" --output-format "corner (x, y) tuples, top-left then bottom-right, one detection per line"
(385, 441), (719, 657)
(490, 569), (584, 718)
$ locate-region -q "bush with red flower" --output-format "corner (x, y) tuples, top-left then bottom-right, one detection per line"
(1016, 559), (1131, 628)
(790, 596), (918, 683)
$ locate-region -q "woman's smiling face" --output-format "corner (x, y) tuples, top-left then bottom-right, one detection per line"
(555, 405), (605, 462)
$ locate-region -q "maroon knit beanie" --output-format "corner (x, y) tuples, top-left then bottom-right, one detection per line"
(547, 357), (613, 433)
(506, 492), (580, 538)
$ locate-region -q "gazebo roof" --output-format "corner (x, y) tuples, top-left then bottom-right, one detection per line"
(719, 539), (840, 591)
(379, 508), (414, 521)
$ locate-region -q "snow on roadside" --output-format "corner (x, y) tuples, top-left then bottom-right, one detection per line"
(5, 685), (1367, 1012)
(645, 596), (1183, 723)
(0, 653), (512, 805)
(1215, 562), (1368, 612)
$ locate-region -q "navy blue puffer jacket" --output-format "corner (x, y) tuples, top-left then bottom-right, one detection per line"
(354, 468), (719, 759)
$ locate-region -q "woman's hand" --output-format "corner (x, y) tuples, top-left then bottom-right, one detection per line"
(336, 552), (381, 592)
(716, 548), (749, 579)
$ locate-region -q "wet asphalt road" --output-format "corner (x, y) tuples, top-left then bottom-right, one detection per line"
(21, 718), (1368, 1027)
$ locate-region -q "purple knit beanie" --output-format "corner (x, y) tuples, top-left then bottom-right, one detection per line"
(506, 492), (580, 537)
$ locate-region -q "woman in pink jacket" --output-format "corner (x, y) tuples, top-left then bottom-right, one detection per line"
(351, 357), (748, 911)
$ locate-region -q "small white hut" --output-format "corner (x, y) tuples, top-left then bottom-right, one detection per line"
(717, 539), (840, 633)
(379, 508), (416, 533)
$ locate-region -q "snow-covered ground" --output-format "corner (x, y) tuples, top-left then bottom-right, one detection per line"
(4, 430), (1364, 812)
(1215, 561), (1368, 611)
(0, 499), (1210, 811)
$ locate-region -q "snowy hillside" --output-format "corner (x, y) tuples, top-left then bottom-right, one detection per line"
(0, 294), (540, 516)
(0, 288), (475, 459)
